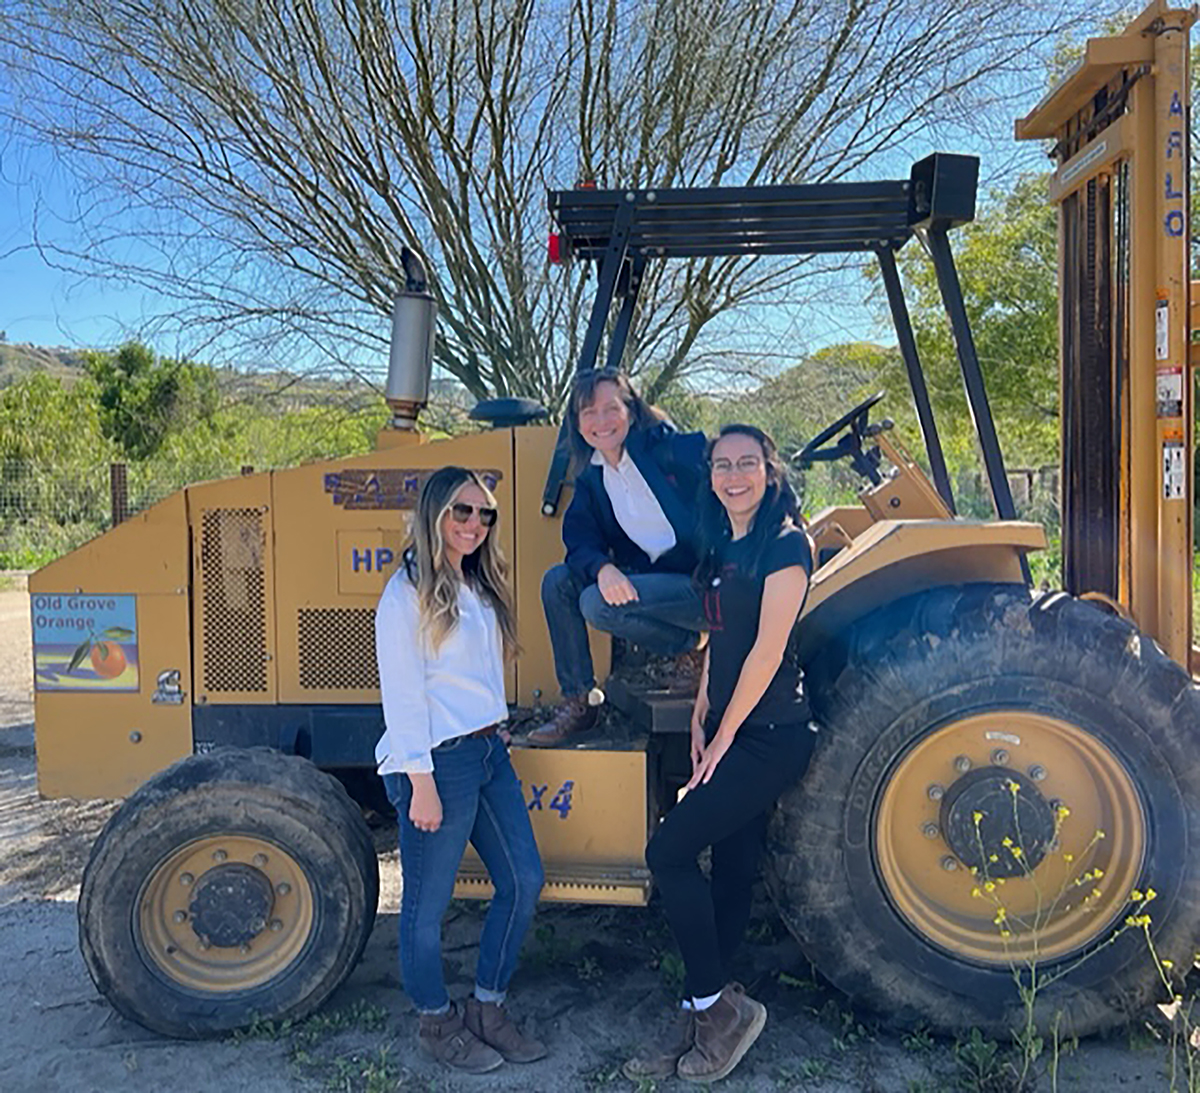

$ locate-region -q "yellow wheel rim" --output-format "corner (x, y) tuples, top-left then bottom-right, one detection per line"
(874, 711), (1146, 966)
(138, 835), (315, 992)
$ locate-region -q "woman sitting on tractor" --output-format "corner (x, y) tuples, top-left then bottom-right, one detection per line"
(529, 368), (709, 746)
(374, 466), (547, 1074)
(625, 425), (817, 1085)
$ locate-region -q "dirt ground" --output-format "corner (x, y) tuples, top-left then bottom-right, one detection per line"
(0, 580), (1177, 1092)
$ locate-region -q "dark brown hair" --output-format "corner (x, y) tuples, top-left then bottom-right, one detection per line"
(566, 369), (667, 473)
(694, 424), (801, 588)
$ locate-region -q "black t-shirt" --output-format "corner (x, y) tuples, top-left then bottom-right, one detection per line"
(702, 524), (813, 727)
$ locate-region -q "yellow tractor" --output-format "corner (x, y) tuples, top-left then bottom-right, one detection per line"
(30, 0), (1199, 1040)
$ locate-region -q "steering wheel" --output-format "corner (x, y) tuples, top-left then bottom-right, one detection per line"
(795, 391), (886, 468)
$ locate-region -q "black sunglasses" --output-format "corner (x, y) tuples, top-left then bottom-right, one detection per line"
(450, 502), (497, 527)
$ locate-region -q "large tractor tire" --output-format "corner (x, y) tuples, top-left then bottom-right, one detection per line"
(79, 747), (379, 1038)
(767, 583), (1200, 1039)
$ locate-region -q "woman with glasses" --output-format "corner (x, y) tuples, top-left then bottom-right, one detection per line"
(624, 425), (816, 1085)
(529, 368), (709, 746)
(375, 466), (546, 1074)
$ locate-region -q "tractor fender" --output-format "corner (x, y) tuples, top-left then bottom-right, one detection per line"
(795, 518), (1046, 662)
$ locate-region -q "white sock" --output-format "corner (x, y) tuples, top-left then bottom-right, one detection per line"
(474, 985), (506, 1005)
(680, 999), (694, 1011)
(692, 991), (722, 1011)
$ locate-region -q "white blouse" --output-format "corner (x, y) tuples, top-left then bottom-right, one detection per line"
(591, 447), (677, 562)
(374, 570), (508, 775)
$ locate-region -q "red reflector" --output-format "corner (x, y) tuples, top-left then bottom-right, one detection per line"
(548, 232), (562, 264)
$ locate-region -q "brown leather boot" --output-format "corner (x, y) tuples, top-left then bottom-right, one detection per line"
(622, 1005), (695, 1080)
(676, 984), (767, 1083)
(526, 693), (598, 747)
(463, 996), (548, 1063)
(417, 1003), (504, 1073)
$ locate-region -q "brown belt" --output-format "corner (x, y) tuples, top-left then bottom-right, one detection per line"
(464, 722), (500, 740)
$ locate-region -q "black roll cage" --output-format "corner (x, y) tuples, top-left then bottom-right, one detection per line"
(541, 153), (1019, 539)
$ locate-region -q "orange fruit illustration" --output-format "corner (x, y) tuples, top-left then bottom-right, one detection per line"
(90, 641), (127, 679)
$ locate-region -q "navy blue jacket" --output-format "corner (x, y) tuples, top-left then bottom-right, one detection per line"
(562, 422), (707, 582)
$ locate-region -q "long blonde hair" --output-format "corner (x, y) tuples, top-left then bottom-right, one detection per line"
(404, 466), (518, 658)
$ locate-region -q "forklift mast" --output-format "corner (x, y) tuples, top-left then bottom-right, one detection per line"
(541, 156), (1023, 565)
(1016, 0), (1195, 667)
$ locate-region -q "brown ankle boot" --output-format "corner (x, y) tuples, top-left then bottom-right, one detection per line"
(417, 1003), (504, 1073)
(676, 984), (767, 1083)
(622, 1006), (695, 1080)
(463, 996), (547, 1063)
(526, 693), (598, 747)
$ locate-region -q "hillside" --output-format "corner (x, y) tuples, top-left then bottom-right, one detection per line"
(0, 341), (474, 416)
(0, 343), (88, 387)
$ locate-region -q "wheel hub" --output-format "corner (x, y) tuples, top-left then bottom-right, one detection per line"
(940, 766), (1056, 877)
(138, 834), (314, 991)
(188, 863), (276, 947)
(873, 710), (1147, 965)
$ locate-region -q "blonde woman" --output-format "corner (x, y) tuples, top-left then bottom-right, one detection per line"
(375, 466), (546, 1074)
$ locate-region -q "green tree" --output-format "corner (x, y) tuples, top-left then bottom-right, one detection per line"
(84, 342), (220, 460)
(0, 371), (118, 565)
(892, 175), (1059, 469)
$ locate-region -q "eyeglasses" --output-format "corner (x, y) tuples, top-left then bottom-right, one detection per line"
(449, 502), (497, 527)
(711, 456), (764, 475)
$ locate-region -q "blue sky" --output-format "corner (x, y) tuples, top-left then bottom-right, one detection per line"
(0, 89), (1055, 363)
(0, 134), (173, 350)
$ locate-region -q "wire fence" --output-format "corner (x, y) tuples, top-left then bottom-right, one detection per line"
(0, 460), (261, 568)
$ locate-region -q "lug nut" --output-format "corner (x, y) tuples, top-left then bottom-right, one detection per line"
(991, 749), (1010, 766)
(922, 822), (940, 839)
(941, 856), (959, 871)
(198, 937), (211, 950)
(213, 849), (228, 863)
(179, 873), (194, 887)
(239, 943), (251, 954)
(277, 882), (291, 896)
(252, 853), (268, 867)
(954, 755), (972, 773)
(927, 784), (945, 801)
(173, 910), (187, 924)
(1028, 765), (1047, 782)
(269, 919), (284, 932)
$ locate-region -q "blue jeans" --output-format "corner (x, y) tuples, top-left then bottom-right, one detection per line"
(382, 734), (544, 1013)
(541, 563), (706, 696)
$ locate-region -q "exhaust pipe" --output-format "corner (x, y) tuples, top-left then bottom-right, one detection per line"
(384, 249), (436, 430)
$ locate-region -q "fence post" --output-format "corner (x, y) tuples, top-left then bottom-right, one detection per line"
(110, 463), (129, 526)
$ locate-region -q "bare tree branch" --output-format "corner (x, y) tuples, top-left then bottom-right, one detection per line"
(0, 0), (1090, 409)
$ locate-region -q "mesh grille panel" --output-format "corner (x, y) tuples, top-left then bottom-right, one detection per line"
(298, 608), (379, 690)
(200, 508), (268, 692)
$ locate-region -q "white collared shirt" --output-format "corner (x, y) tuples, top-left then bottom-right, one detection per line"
(374, 570), (508, 775)
(592, 448), (677, 562)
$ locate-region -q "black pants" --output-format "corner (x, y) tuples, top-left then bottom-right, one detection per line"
(645, 718), (816, 999)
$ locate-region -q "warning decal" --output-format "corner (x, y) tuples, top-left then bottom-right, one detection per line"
(1156, 298), (1169, 360)
(1156, 367), (1184, 417)
(1163, 439), (1186, 501)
